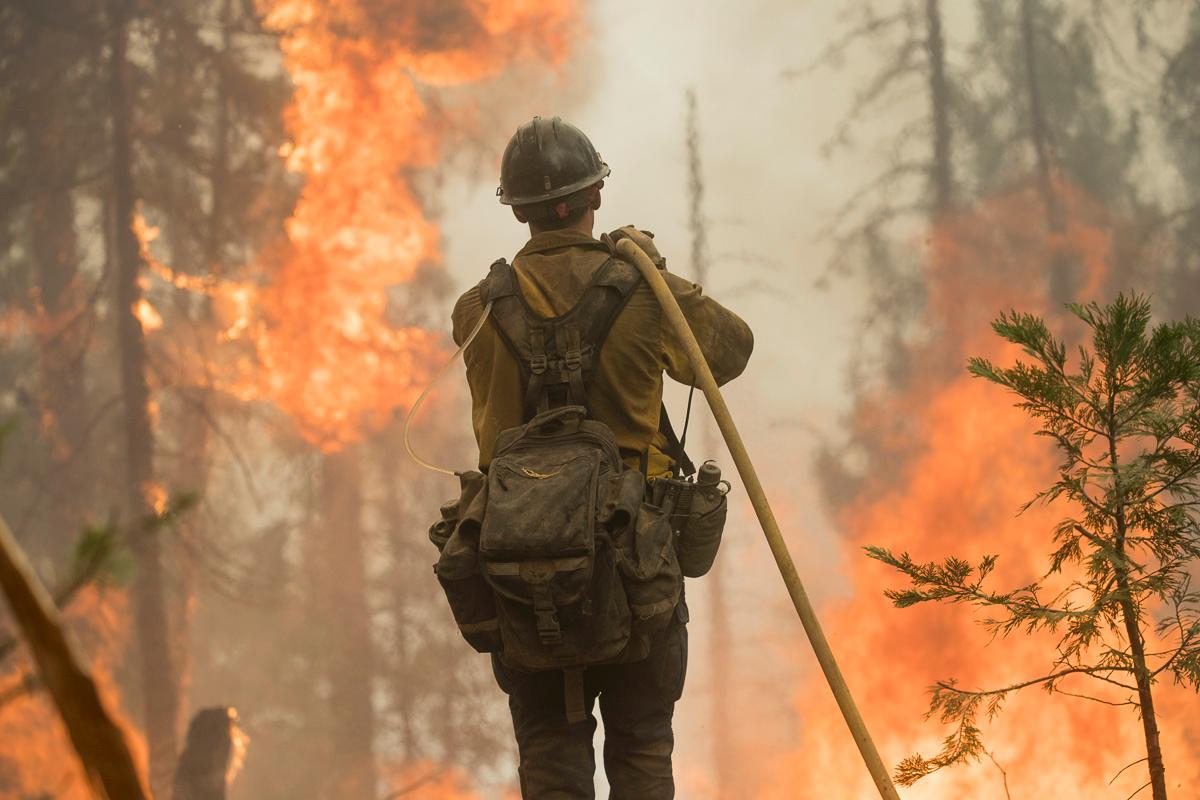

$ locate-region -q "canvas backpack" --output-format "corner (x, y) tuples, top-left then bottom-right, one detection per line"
(430, 253), (683, 714)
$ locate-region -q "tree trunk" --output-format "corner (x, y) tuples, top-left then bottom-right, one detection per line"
(1019, 0), (1077, 305)
(1108, 427), (1168, 800)
(1116, 577), (1168, 800)
(376, 435), (418, 762)
(109, 0), (181, 793)
(316, 447), (378, 798)
(1019, 0), (1058, 227)
(686, 88), (737, 796)
(925, 0), (955, 215)
(25, 15), (92, 557)
(169, 0), (236, 728)
(30, 134), (90, 549)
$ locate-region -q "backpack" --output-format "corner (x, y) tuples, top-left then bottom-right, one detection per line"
(431, 253), (683, 695)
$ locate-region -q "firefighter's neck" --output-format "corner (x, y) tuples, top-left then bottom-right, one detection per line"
(529, 208), (595, 238)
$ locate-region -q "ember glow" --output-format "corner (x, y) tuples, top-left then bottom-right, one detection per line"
(385, 760), (491, 800)
(763, 180), (1200, 798)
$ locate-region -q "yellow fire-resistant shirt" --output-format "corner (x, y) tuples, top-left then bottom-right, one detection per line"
(452, 228), (754, 476)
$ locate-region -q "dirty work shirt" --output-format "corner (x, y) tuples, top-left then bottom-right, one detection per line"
(452, 228), (754, 476)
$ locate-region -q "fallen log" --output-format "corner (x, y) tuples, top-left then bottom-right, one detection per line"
(0, 511), (149, 800)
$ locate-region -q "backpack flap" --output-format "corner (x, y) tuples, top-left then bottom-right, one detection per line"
(480, 406), (632, 669)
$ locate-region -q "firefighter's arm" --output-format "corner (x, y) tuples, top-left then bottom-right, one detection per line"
(661, 271), (754, 386)
(610, 226), (753, 386)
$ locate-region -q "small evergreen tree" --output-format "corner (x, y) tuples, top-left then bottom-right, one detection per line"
(868, 293), (1200, 800)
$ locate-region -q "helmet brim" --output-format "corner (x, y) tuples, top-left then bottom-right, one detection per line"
(498, 163), (611, 206)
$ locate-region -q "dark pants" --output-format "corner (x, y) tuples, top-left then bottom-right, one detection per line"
(492, 615), (688, 799)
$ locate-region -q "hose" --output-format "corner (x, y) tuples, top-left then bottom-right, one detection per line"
(402, 301), (494, 477)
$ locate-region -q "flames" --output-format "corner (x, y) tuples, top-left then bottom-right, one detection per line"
(247, 0), (578, 450)
(130, 0), (579, 452)
(7, 0), (584, 797)
(762, 180), (1200, 798)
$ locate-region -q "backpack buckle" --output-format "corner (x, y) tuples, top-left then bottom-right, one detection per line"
(532, 594), (562, 645)
(535, 607), (562, 645)
(527, 570), (562, 645)
(565, 348), (582, 370)
(530, 354), (548, 375)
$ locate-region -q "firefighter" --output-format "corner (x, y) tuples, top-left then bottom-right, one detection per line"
(451, 116), (753, 798)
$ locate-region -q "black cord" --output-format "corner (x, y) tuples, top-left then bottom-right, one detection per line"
(676, 385), (696, 477)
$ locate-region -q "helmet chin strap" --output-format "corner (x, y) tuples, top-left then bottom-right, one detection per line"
(403, 301), (494, 477)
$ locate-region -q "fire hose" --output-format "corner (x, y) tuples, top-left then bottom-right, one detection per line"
(614, 236), (902, 800)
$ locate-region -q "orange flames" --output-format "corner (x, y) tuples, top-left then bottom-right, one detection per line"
(134, 2), (580, 451)
(246, 0), (578, 451)
(7, 1), (583, 797)
(763, 179), (1200, 798)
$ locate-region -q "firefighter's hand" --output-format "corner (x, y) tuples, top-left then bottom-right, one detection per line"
(610, 225), (666, 269)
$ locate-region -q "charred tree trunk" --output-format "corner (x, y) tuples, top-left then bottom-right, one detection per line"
(315, 447), (378, 798)
(1019, 0), (1075, 304)
(173, 706), (245, 800)
(376, 437), (418, 762)
(1019, 0), (1059, 227)
(22, 14), (93, 556)
(168, 0), (236, 726)
(109, 0), (180, 793)
(686, 88), (736, 796)
(924, 0), (955, 215)
(30, 137), (90, 547)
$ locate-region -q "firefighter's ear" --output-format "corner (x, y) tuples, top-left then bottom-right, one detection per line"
(590, 185), (602, 211)
(513, 207), (528, 223)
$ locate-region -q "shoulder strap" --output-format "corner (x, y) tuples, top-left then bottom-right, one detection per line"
(578, 257), (642, 362)
(476, 256), (644, 422)
(478, 258), (532, 370)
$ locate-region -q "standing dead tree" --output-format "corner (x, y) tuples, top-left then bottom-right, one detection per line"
(108, 0), (181, 791)
(685, 87), (737, 797)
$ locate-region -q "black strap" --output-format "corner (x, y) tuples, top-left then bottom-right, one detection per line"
(478, 257), (642, 421)
(563, 668), (586, 724)
(658, 403), (695, 478)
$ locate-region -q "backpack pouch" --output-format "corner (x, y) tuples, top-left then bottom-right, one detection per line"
(480, 449), (601, 560)
(435, 475), (501, 653)
(616, 502), (682, 644)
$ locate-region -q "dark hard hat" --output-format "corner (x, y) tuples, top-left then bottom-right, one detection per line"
(497, 116), (610, 206)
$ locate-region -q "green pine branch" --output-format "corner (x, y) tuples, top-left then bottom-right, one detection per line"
(870, 294), (1200, 790)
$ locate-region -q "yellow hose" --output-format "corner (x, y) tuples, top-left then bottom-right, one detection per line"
(403, 301), (494, 477)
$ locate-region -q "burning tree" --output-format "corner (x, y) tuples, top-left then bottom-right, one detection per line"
(869, 293), (1200, 799)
